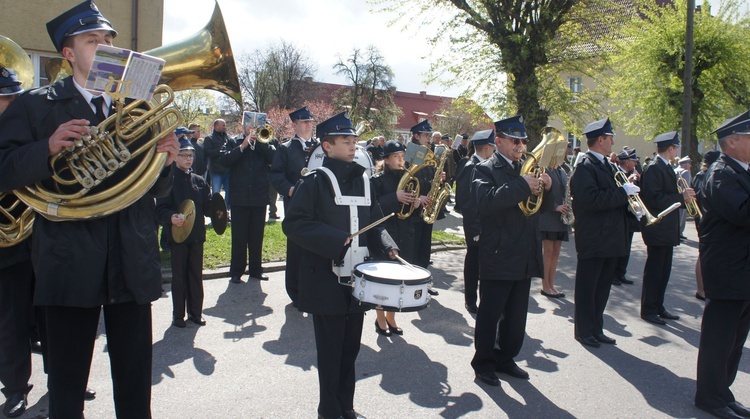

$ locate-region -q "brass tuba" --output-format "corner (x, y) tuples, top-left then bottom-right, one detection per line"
(0, 35), (35, 246)
(16, 3), (242, 221)
(518, 127), (568, 216)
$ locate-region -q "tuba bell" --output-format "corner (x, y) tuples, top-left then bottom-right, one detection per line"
(0, 35), (35, 246)
(16, 3), (242, 221)
(518, 127), (568, 216)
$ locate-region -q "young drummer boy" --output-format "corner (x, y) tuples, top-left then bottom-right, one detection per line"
(157, 134), (212, 328)
(282, 112), (398, 419)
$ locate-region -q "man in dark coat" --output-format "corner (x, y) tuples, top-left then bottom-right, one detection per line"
(188, 123), (207, 178)
(221, 112), (276, 283)
(694, 111), (750, 419)
(282, 111), (398, 419)
(0, 2), (179, 417)
(639, 131), (692, 325)
(470, 116), (551, 387)
(204, 118), (231, 211)
(270, 106), (318, 305)
(454, 129), (495, 314)
(613, 148), (641, 286)
(570, 118), (633, 348)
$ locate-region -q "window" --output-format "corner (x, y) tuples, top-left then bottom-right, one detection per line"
(27, 52), (64, 87)
(568, 76), (582, 102)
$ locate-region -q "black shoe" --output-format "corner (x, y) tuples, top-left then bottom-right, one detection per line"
(172, 318), (186, 328)
(620, 277), (634, 284)
(476, 371), (500, 386)
(594, 334), (617, 345)
(465, 302), (478, 314)
(575, 336), (601, 348)
(428, 289), (439, 296)
(696, 292), (707, 301)
(229, 275), (243, 284)
(385, 319), (403, 335)
(541, 290), (564, 298)
(84, 387), (96, 400)
(250, 274), (269, 281)
(680, 235), (688, 240)
(659, 310), (680, 320)
(696, 402), (744, 419)
(268, 213), (280, 219)
(375, 319), (391, 337)
(343, 410), (366, 419)
(30, 340), (42, 354)
(495, 363), (529, 379)
(189, 316), (207, 326)
(612, 277), (622, 286)
(642, 314), (667, 325)
(727, 401), (750, 417)
(2, 392), (27, 418)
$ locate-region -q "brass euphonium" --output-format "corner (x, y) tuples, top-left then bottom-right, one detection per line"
(0, 35), (35, 246)
(396, 143), (436, 219)
(16, 3), (242, 221)
(518, 127), (568, 216)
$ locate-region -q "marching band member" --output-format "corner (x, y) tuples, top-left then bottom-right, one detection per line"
(570, 118), (633, 348)
(409, 120), (438, 274)
(695, 111), (750, 419)
(282, 112), (398, 419)
(613, 148), (640, 286)
(639, 132), (691, 326)
(370, 140), (413, 336)
(0, 1), (179, 417)
(471, 116), (551, 386)
(157, 136), (212, 328)
(270, 106), (318, 306)
(691, 149), (721, 301)
(454, 130), (495, 314)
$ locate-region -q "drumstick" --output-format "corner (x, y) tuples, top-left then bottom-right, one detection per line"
(394, 254), (423, 273)
(348, 212), (395, 240)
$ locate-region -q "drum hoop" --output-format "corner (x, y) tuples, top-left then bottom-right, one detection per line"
(352, 262), (432, 285)
(352, 299), (430, 313)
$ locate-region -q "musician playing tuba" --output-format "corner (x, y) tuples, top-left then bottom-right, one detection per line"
(0, 2), (179, 417)
(471, 116), (551, 386)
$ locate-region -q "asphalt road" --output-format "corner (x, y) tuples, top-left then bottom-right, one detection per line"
(15, 208), (750, 418)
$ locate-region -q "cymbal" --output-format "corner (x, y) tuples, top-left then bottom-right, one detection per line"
(171, 199), (196, 243)
(210, 193), (228, 235)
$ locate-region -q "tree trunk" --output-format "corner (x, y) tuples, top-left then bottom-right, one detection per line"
(511, 62), (549, 148)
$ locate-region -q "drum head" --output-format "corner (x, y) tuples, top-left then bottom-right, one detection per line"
(353, 261), (431, 285)
(306, 143), (375, 177)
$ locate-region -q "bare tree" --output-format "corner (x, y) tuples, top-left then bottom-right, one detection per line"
(172, 90), (221, 129)
(237, 40), (317, 112)
(333, 45), (402, 139)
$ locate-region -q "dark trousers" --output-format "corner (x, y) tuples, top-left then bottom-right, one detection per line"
(312, 312), (364, 419)
(464, 245), (479, 306)
(696, 299), (750, 409)
(283, 197), (300, 303)
(413, 221), (433, 269)
(641, 245), (674, 316)
(268, 183), (278, 216)
(170, 241), (204, 320)
(230, 205), (267, 278)
(575, 257), (616, 338)
(0, 261), (34, 397)
(614, 229), (635, 280)
(471, 278), (531, 373)
(45, 303), (152, 419)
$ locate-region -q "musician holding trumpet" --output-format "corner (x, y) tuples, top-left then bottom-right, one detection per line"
(0, 2), (179, 417)
(639, 132), (693, 326)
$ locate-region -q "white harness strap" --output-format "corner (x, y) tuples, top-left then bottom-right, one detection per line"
(315, 166), (371, 279)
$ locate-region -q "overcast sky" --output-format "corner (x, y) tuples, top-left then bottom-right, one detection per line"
(162, 0), (464, 98)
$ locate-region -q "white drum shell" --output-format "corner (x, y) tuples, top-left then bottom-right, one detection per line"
(351, 262), (432, 312)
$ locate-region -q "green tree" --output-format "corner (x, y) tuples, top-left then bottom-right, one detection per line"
(606, 0), (750, 162)
(172, 90), (220, 130)
(333, 45), (402, 139)
(433, 97), (493, 137)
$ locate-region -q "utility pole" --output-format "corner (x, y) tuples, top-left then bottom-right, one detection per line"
(681, 0), (696, 160)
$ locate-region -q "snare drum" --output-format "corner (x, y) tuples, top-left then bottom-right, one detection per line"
(351, 261), (432, 312)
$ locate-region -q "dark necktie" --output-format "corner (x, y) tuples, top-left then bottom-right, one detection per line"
(90, 96), (107, 123)
(512, 160), (520, 174)
(603, 157), (613, 175)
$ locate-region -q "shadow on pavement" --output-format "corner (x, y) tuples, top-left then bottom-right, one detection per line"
(203, 280), (271, 341)
(476, 377), (575, 419)
(412, 298), (474, 347)
(152, 325), (215, 385)
(262, 303), (316, 371)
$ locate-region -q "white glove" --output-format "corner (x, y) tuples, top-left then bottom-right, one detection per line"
(622, 183), (640, 196)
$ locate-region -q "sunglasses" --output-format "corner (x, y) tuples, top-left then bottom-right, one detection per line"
(506, 136), (529, 146)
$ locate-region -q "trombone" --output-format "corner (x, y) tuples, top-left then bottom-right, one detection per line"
(614, 171), (679, 226)
(677, 177), (702, 218)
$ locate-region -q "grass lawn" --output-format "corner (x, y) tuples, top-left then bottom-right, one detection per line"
(161, 219), (464, 269)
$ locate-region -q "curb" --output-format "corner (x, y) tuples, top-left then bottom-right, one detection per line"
(160, 242), (465, 282)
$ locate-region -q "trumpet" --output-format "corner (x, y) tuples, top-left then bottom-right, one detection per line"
(614, 171), (679, 226)
(257, 124), (274, 143)
(677, 177), (702, 218)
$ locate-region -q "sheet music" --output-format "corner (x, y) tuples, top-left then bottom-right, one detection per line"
(85, 45), (164, 101)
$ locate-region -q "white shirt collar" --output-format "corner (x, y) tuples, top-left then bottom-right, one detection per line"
(497, 152), (514, 166)
(587, 150), (605, 162)
(657, 154), (671, 166)
(474, 153), (487, 163)
(72, 78), (112, 114)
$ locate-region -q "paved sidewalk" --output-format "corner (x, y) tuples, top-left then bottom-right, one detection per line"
(15, 210), (750, 418)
